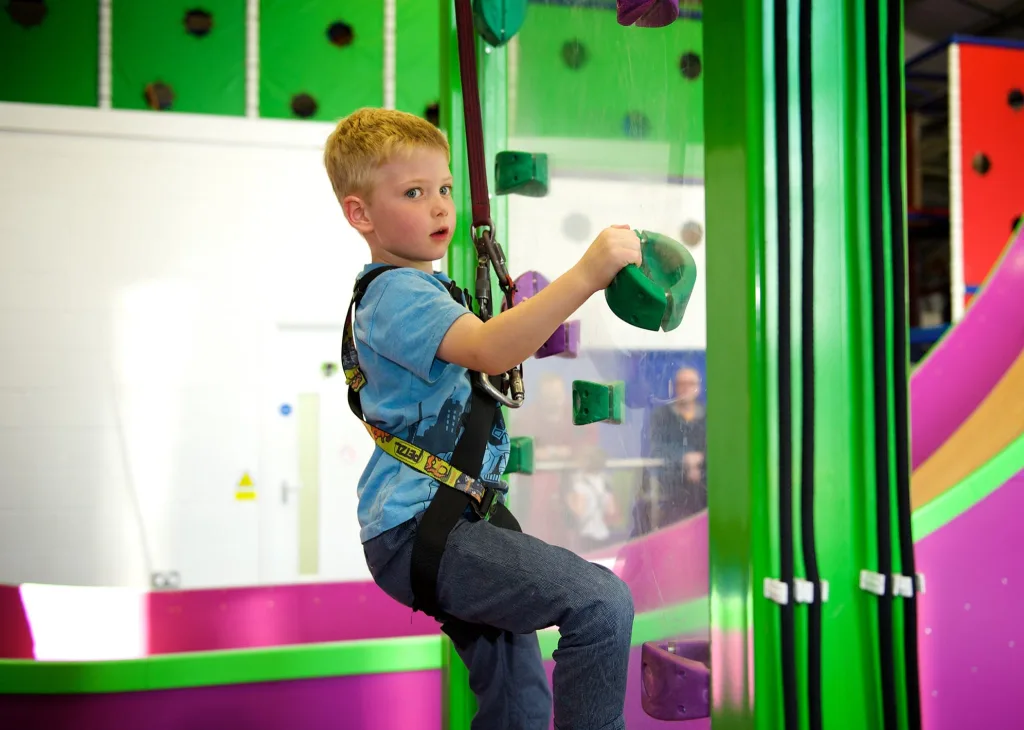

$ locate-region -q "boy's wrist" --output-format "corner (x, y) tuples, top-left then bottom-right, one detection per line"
(567, 262), (600, 296)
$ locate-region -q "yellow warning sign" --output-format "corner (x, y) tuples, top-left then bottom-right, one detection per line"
(236, 472), (256, 500)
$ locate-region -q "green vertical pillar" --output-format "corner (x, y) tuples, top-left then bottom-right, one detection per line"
(706, 1), (911, 729)
(703, 0), (775, 727)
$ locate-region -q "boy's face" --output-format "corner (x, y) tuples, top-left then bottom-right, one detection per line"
(344, 146), (456, 271)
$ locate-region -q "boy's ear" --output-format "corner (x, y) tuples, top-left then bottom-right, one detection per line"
(342, 194), (374, 234)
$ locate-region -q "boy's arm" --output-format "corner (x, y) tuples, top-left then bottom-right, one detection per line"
(438, 225), (641, 375)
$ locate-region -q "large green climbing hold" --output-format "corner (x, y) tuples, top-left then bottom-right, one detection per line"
(572, 380), (625, 426)
(473, 0), (528, 47)
(495, 151), (549, 197)
(505, 436), (535, 475)
(605, 230), (697, 332)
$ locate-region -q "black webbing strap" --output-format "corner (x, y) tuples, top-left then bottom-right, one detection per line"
(345, 265), (398, 422)
(410, 381), (522, 648)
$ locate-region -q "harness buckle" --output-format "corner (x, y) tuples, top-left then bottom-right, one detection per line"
(471, 486), (498, 521)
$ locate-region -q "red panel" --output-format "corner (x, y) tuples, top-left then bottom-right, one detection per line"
(0, 584), (34, 659)
(956, 42), (1024, 295)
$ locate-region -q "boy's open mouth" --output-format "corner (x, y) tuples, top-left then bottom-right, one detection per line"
(431, 227), (449, 239)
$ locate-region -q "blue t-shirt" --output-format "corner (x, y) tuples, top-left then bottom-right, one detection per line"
(352, 264), (510, 543)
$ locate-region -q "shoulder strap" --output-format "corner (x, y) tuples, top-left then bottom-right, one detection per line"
(342, 265), (496, 482)
(342, 266), (399, 421)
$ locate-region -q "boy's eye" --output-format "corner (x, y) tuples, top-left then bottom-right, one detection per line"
(405, 188), (422, 198)
(440, 185), (452, 196)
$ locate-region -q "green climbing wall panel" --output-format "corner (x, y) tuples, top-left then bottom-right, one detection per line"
(395, 0), (442, 122)
(112, 1), (246, 115)
(260, 0), (383, 121)
(0, 2), (98, 107)
(512, 3), (703, 179)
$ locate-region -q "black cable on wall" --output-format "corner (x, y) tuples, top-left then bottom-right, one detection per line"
(797, 0), (822, 728)
(773, 0), (798, 726)
(865, 1), (899, 727)
(886, 1), (924, 728)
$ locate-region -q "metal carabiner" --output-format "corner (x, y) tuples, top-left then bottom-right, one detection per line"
(474, 369), (524, 409)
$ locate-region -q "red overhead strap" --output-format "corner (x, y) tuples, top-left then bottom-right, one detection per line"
(454, 0), (492, 232)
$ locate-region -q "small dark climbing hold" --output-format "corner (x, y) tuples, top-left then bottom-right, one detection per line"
(562, 39), (587, 70)
(144, 82), (175, 111)
(624, 111), (650, 139)
(327, 21), (355, 47)
(1009, 88), (1024, 111)
(184, 9), (213, 37)
(425, 101), (440, 127)
(291, 93), (318, 119)
(681, 221), (704, 247)
(679, 52), (701, 80)
(6, 0), (47, 28)
(972, 152), (991, 176)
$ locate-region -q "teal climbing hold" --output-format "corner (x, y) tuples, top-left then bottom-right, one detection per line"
(495, 151), (549, 197)
(572, 380), (625, 426)
(473, 0), (528, 47)
(605, 230), (697, 332)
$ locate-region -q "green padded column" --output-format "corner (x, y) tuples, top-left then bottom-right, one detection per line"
(112, 2), (246, 115)
(704, 1), (775, 727)
(0, 2), (98, 107)
(396, 0), (442, 120)
(260, 0), (383, 121)
(707, 0), (913, 729)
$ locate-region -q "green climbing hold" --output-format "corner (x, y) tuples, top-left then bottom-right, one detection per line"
(473, 0), (528, 47)
(495, 151), (549, 197)
(505, 436), (535, 475)
(572, 380), (625, 426)
(605, 230), (697, 332)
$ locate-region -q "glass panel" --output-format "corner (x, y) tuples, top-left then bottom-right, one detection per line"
(503, 3), (709, 726)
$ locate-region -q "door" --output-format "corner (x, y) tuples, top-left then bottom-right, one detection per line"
(259, 326), (375, 585)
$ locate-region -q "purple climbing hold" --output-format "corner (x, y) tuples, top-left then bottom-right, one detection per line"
(640, 639), (710, 721)
(616, 0), (680, 28)
(537, 320), (581, 359)
(512, 270), (550, 306)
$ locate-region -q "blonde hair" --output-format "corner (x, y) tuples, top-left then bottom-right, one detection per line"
(323, 107), (450, 203)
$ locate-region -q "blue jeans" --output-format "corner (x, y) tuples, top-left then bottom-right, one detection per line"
(363, 512), (634, 730)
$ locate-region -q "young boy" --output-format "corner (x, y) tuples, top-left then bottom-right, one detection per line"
(323, 107), (641, 730)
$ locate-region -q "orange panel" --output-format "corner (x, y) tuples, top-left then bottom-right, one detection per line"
(955, 41), (1024, 298)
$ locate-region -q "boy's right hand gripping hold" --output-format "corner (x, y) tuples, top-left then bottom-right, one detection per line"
(437, 225), (641, 377)
(574, 224), (643, 293)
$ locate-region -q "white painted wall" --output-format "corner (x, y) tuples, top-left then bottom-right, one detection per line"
(0, 102), (705, 591)
(0, 102), (373, 589)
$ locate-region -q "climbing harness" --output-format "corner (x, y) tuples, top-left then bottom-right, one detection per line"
(340, 0), (531, 649)
(342, 265), (523, 649)
(341, 267), (503, 523)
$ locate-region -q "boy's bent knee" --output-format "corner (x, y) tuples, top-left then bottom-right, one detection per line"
(602, 575), (635, 640)
(577, 568), (634, 643)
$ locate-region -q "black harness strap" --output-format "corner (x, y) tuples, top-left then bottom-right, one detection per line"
(346, 266), (521, 648)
